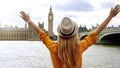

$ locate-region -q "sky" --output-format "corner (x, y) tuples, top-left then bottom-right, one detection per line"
(0, 0), (120, 34)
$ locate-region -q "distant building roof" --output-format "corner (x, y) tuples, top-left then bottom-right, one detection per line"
(78, 25), (88, 32)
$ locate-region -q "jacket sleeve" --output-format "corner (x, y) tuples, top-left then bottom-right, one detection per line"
(79, 32), (97, 52)
(38, 30), (57, 51)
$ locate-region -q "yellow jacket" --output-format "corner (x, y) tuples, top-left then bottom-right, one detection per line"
(39, 30), (97, 68)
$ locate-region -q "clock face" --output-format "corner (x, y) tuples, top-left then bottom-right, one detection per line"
(49, 15), (53, 20)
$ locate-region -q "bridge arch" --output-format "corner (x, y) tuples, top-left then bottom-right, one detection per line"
(79, 32), (88, 40)
(79, 35), (87, 40)
(99, 32), (120, 45)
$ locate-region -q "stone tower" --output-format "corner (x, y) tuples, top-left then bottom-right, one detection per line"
(28, 23), (33, 40)
(48, 6), (54, 37)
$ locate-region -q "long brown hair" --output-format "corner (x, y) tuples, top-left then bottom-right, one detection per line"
(58, 34), (79, 68)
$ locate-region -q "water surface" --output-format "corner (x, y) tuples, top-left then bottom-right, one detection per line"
(0, 41), (120, 68)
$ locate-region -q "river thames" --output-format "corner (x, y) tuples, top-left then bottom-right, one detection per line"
(0, 41), (120, 68)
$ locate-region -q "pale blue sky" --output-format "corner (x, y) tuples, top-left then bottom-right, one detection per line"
(0, 0), (120, 34)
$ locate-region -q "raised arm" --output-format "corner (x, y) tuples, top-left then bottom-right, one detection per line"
(94, 4), (120, 35)
(19, 11), (41, 33)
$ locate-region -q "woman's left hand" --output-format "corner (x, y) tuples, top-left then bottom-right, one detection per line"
(109, 4), (120, 17)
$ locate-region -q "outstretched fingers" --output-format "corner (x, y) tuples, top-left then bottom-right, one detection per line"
(19, 11), (25, 18)
(118, 5), (120, 12)
(20, 11), (27, 17)
(114, 4), (120, 12)
(19, 11), (30, 22)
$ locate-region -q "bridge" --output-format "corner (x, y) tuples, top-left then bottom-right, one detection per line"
(79, 27), (120, 45)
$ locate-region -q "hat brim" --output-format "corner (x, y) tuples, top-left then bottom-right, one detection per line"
(57, 22), (78, 38)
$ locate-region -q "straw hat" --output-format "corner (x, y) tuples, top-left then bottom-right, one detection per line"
(57, 17), (78, 38)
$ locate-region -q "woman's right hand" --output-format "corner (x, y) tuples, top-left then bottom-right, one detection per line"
(19, 11), (31, 23)
(19, 11), (42, 33)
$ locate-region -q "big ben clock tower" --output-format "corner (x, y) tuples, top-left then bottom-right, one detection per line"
(48, 6), (54, 37)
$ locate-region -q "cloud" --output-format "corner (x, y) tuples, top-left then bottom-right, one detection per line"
(0, 0), (120, 35)
(54, 0), (94, 12)
(100, 1), (115, 9)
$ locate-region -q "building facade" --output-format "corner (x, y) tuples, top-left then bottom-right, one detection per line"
(78, 25), (88, 32)
(0, 23), (44, 40)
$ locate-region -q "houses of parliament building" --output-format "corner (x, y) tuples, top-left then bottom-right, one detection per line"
(0, 7), (54, 40)
(0, 22), (45, 40)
